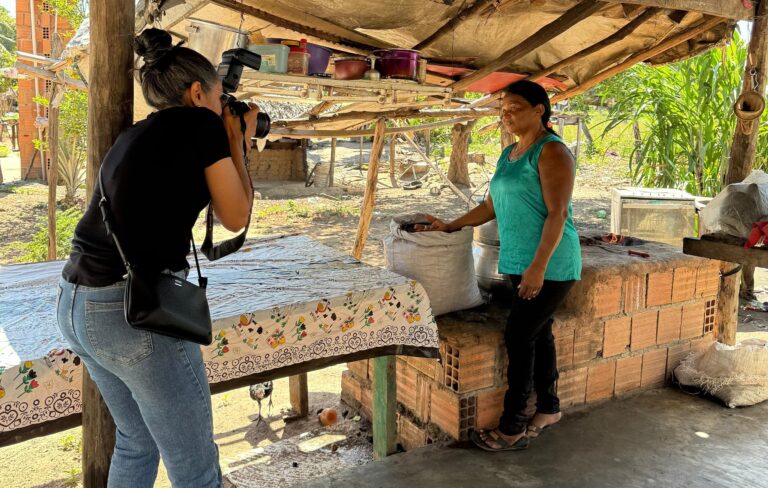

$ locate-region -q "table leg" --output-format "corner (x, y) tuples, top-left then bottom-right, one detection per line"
(82, 367), (115, 487)
(289, 373), (309, 417)
(372, 355), (397, 460)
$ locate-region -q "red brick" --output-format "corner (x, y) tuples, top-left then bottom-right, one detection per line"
(407, 356), (441, 381)
(641, 349), (668, 388)
(557, 367), (588, 409)
(631, 310), (658, 351)
(429, 386), (461, 439)
(361, 384), (373, 419)
(624, 274), (647, 312)
(593, 275), (623, 317)
(680, 302), (705, 339)
(586, 362), (616, 402)
(396, 359), (420, 415)
(347, 359), (368, 380)
(476, 387), (506, 430)
(614, 355), (643, 395)
(553, 322), (575, 368)
(603, 317), (630, 358)
(657, 306), (682, 344)
(398, 415), (428, 451)
(440, 342), (497, 393)
(341, 369), (363, 406)
(666, 342), (692, 381)
(672, 267), (697, 303)
(647, 271), (674, 307)
(696, 261), (720, 298)
(573, 322), (604, 364)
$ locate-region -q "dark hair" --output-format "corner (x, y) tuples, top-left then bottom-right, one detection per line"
(134, 28), (218, 110)
(504, 80), (557, 136)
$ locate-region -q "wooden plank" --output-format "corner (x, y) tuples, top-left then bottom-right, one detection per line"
(277, 107), (493, 129)
(607, 0), (753, 20)
(82, 367), (115, 488)
(240, 70), (451, 95)
(413, 0), (498, 51)
(270, 117), (476, 139)
(13, 62), (87, 91)
(683, 237), (768, 267)
(452, 0), (607, 92)
(389, 136), (396, 177)
(551, 15), (725, 103)
(527, 7), (663, 81)
(372, 355), (397, 459)
(328, 137), (336, 187)
(726, 0), (768, 185)
(352, 119), (387, 260)
(46, 86), (60, 260)
(289, 373), (309, 417)
(0, 413), (82, 448)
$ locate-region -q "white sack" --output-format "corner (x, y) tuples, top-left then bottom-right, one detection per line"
(700, 170), (768, 238)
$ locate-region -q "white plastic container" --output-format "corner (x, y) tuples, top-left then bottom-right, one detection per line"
(246, 44), (289, 73)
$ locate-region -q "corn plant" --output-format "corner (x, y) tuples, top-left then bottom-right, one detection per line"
(598, 31), (767, 197)
(57, 137), (86, 207)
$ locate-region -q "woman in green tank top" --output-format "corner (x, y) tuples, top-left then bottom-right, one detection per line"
(416, 80), (581, 451)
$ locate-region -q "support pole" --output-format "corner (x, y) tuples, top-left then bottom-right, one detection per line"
(389, 135), (396, 178)
(352, 119), (387, 260)
(327, 137), (336, 187)
(718, 261), (739, 346)
(447, 120), (477, 187)
(83, 0), (134, 485)
(372, 355), (396, 460)
(726, 0), (768, 185)
(47, 34), (63, 261)
(289, 373), (309, 417)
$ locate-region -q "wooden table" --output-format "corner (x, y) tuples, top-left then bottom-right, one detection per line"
(0, 235), (439, 484)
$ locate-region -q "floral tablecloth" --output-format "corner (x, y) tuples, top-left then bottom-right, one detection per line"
(0, 235), (438, 434)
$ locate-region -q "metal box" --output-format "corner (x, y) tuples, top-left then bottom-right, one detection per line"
(610, 187), (696, 247)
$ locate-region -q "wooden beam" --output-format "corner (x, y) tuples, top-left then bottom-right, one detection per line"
(527, 7), (663, 81)
(372, 355), (397, 460)
(328, 137), (337, 187)
(551, 15), (725, 103)
(305, 100), (335, 118)
(352, 119), (387, 260)
(83, 0), (134, 485)
(452, 0), (607, 92)
(717, 260), (739, 346)
(14, 62), (87, 91)
(277, 107), (493, 129)
(289, 373), (309, 417)
(135, 0), (208, 31)
(412, 0), (498, 51)
(389, 135), (396, 178)
(726, 0), (768, 185)
(607, 0), (753, 20)
(46, 88), (61, 260)
(210, 0), (391, 51)
(270, 117), (476, 139)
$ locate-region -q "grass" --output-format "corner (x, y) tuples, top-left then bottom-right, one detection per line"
(58, 433), (82, 453)
(254, 199), (358, 221)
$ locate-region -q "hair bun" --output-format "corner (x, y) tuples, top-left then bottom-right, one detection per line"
(134, 28), (173, 64)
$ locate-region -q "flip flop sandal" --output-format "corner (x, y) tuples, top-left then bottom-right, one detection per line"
(525, 424), (550, 439)
(470, 429), (529, 452)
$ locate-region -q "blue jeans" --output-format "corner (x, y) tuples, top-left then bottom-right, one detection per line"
(57, 277), (222, 488)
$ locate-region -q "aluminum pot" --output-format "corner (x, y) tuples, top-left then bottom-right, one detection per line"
(474, 218), (500, 246)
(333, 56), (370, 80)
(373, 49), (420, 80)
(186, 19), (248, 65)
(473, 241), (508, 291)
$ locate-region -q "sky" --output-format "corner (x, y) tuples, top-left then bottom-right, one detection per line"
(0, 0), (13, 16)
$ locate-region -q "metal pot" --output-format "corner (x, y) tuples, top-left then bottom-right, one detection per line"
(474, 218), (500, 246)
(473, 241), (507, 291)
(373, 49), (420, 80)
(186, 19), (248, 65)
(333, 56), (370, 80)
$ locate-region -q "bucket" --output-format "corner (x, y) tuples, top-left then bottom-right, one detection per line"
(186, 19), (248, 66)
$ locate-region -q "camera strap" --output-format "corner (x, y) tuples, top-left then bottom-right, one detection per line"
(201, 132), (253, 262)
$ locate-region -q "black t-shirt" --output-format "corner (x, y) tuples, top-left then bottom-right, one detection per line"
(62, 106), (231, 286)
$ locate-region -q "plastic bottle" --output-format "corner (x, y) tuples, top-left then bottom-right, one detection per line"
(288, 38), (310, 75)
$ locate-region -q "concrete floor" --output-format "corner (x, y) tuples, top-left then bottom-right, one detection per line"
(304, 388), (768, 488)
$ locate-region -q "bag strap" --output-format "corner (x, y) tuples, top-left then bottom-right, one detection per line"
(201, 132), (253, 262)
(97, 166), (207, 289)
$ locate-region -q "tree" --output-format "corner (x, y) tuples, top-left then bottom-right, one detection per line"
(47, 0), (88, 33)
(0, 6), (16, 93)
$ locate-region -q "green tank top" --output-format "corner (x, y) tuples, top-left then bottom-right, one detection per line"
(489, 134), (582, 281)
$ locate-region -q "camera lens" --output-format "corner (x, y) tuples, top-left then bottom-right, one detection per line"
(255, 112), (271, 139)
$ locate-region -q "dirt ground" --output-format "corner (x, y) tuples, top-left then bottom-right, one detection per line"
(0, 141), (761, 487)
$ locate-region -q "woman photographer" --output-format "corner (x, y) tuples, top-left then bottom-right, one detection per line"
(56, 29), (258, 487)
(416, 80), (581, 452)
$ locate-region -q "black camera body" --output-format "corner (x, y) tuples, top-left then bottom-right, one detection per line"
(218, 48), (271, 139)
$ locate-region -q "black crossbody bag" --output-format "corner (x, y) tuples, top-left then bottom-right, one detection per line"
(97, 167), (213, 345)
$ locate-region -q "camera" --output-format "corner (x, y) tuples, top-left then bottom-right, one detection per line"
(217, 48), (271, 139)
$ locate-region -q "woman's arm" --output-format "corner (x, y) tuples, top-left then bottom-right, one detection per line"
(416, 194), (496, 232)
(204, 106), (259, 232)
(518, 141), (575, 299)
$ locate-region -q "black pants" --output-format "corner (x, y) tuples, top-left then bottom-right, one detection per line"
(498, 275), (575, 436)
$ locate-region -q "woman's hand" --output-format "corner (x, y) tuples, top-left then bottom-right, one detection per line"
(518, 264), (545, 300)
(223, 103), (262, 152)
(413, 214), (452, 232)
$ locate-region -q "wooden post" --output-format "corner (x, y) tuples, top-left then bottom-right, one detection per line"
(352, 119), (386, 260)
(289, 373), (309, 417)
(358, 135), (364, 168)
(389, 135), (396, 177)
(372, 355), (396, 459)
(327, 137), (336, 187)
(83, 0), (134, 485)
(575, 116), (582, 163)
(447, 120), (476, 187)
(46, 86), (60, 261)
(424, 129), (431, 158)
(726, 0), (768, 185)
(718, 261), (739, 345)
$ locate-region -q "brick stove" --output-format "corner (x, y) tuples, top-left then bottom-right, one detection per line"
(341, 241), (720, 450)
